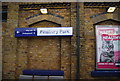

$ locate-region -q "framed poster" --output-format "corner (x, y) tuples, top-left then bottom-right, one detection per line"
(96, 25), (120, 70)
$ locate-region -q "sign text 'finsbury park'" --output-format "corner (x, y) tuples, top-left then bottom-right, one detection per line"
(37, 27), (72, 36)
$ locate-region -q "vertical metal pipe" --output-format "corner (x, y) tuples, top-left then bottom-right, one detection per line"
(76, 1), (80, 80)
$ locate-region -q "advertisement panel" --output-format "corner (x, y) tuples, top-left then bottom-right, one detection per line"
(96, 25), (120, 70)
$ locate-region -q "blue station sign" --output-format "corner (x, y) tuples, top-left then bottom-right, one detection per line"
(15, 28), (37, 37)
(15, 27), (73, 37)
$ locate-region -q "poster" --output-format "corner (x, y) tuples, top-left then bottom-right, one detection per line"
(96, 25), (120, 70)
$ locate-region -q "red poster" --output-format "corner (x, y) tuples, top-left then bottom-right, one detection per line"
(96, 25), (120, 70)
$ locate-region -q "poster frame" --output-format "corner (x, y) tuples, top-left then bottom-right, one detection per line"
(95, 25), (120, 70)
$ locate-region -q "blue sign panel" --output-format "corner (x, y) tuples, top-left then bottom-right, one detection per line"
(15, 27), (73, 37)
(15, 28), (37, 37)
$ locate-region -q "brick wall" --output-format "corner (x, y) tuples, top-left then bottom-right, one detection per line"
(3, 3), (19, 79)
(2, 2), (120, 80)
(2, 2), (72, 79)
(80, 6), (120, 79)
